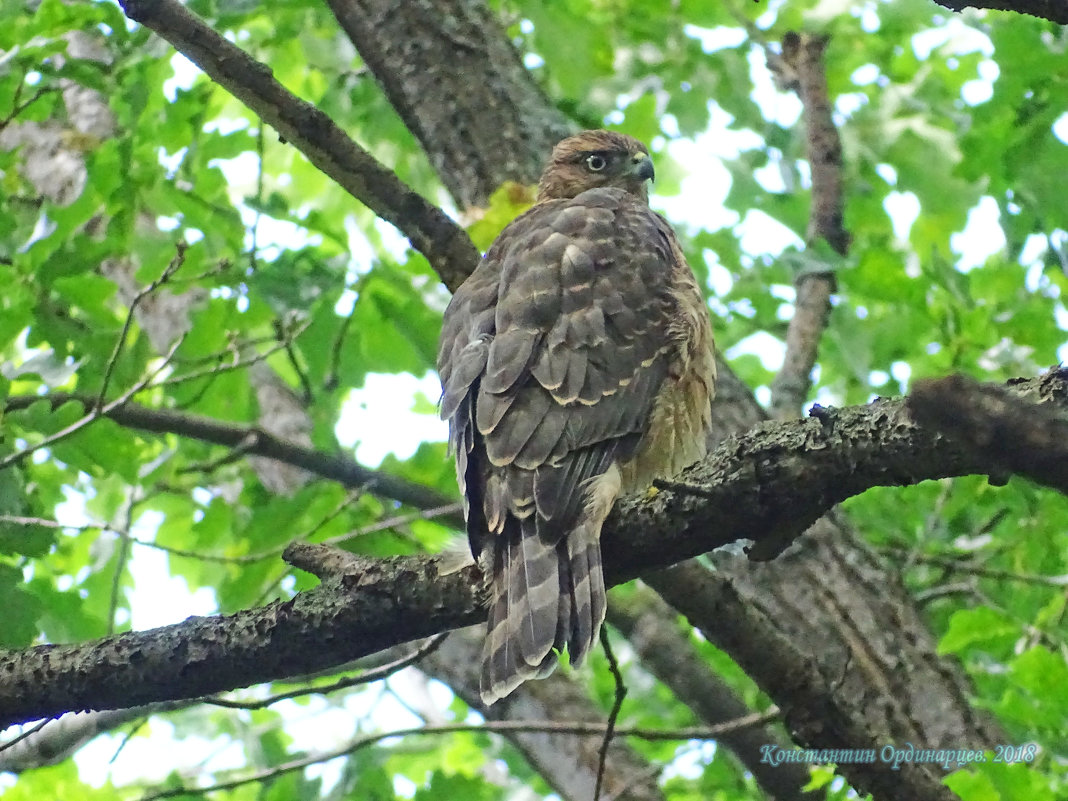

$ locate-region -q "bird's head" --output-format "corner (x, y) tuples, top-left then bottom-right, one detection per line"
(536, 130), (654, 204)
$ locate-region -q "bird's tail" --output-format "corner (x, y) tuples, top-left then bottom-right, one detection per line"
(480, 516), (606, 705)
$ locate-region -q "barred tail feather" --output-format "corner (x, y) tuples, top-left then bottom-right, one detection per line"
(565, 521), (606, 668)
(481, 520), (610, 705)
(481, 517), (560, 705)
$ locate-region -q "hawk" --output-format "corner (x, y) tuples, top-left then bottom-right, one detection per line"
(438, 130), (716, 704)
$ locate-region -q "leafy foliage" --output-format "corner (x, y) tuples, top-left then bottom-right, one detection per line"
(0, 0), (1066, 799)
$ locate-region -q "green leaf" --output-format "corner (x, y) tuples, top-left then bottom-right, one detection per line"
(0, 563), (43, 647)
(938, 607), (1019, 656)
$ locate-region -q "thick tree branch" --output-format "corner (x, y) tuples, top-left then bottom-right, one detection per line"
(768, 32), (848, 421)
(2, 371), (1062, 729)
(117, 0), (479, 292)
(324, 0), (572, 209)
(609, 588), (812, 801)
(646, 563), (957, 801)
(422, 628), (667, 801)
(1, 393), (460, 522)
(908, 373), (1068, 495)
(933, 0), (1068, 24)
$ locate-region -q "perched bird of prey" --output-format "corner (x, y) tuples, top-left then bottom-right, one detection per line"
(438, 130), (716, 704)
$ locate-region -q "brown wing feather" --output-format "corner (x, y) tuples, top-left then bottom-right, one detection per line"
(438, 186), (695, 703)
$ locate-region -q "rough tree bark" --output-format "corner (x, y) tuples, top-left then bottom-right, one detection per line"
(326, 0), (573, 209)
(0, 21), (660, 800)
(3, 2), (1043, 800)
(336, 3), (1007, 800)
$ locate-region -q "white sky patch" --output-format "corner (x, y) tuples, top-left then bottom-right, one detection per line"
(912, 19), (994, 60)
(1018, 233), (1048, 267)
(736, 209), (804, 256)
(835, 92), (868, 118)
(336, 372), (448, 467)
(891, 360), (912, 391)
(747, 47), (803, 128)
(658, 130), (740, 231)
(876, 163), (898, 185)
(127, 543), (219, 630)
(884, 191), (920, 241)
(162, 52), (199, 101)
(851, 63), (881, 86)
(1053, 112), (1068, 145)
(951, 196), (1006, 271)
(726, 330), (786, 371)
(704, 250), (734, 296)
(961, 59), (999, 105)
(683, 24), (748, 53)
(75, 718), (243, 787)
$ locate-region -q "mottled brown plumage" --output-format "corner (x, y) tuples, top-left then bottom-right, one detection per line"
(438, 130), (716, 704)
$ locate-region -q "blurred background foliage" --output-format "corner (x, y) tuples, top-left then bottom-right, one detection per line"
(0, 0), (1065, 798)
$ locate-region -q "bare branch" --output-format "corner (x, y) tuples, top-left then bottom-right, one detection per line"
(117, 0), (479, 291)
(98, 243), (187, 408)
(0, 334), (186, 472)
(138, 712), (778, 801)
(202, 633), (449, 710)
(609, 587), (812, 801)
(933, 0), (1068, 24)
(595, 628), (627, 801)
(3, 372), (1064, 728)
(1, 393), (460, 520)
(768, 32), (848, 421)
(908, 371), (1068, 495)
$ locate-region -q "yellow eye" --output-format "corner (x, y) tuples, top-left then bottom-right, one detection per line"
(585, 154), (607, 172)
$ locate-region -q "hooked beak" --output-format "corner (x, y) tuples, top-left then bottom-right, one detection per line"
(630, 152), (655, 182)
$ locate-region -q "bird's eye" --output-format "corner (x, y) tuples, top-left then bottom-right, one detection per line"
(585, 154), (607, 172)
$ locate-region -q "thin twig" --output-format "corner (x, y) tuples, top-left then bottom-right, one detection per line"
(201, 633), (448, 709)
(0, 83), (58, 132)
(881, 547), (1068, 587)
(2, 391), (460, 516)
(137, 711), (780, 801)
(106, 495), (138, 637)
(595, 627), (627, 801)
(117, 0), (479, 292)
(110, 718), (150, 765)
(147, 320), (312, 390)
(125, 501), (460, 566)
(248, 125), (264, 274)
(316, 502), (462, 548)
(275, 318), (314, 404)
(0, 334), (187, 472)
(0, 515), (102, 531)
(176, 433), (260, 476)
(0, 719), (51, 754)
(324, 297), (357, 391)
(98, 243), (187, 410)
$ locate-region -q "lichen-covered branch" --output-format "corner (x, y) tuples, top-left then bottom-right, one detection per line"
(908, 372), (1068, 495)
(2, 371), (1062, 729)
(933, 0), (1068, 24)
